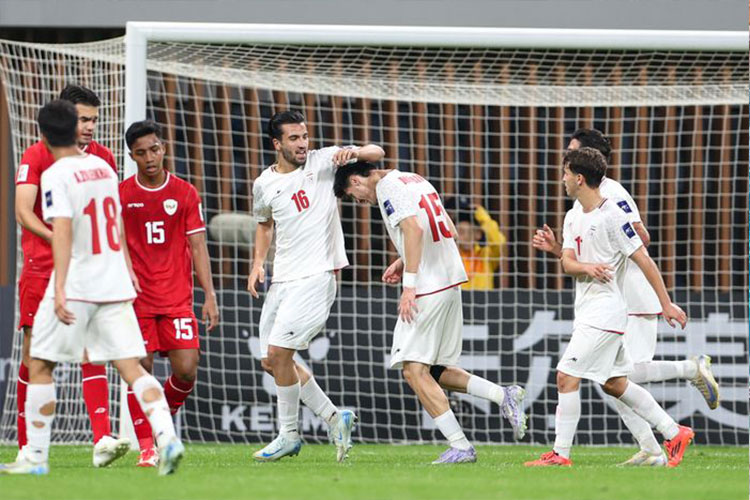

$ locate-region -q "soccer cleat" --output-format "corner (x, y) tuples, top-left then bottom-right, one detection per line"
(689, 355), (720, 410)
(431, 446), (477, 464)
(137, 447), (159, 467)
(501, 385), (528, 440)
(0, 451), (49, 476)
(617, 450), (668, 467)
(332, 410), (358, 463)
(92, 435), (131, 468)
(253, 434), (303, 462)
(664, 425), (694, 468)
(158, 438), (185, 476)
(524, 451), (573, 467)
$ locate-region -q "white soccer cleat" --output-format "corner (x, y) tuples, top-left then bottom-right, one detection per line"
(158, 438), (185, 476)
(0, 450), (49, 476)
(93, 435), (131, 468)
(501, 385), (528, 440)
(253, 434), (303, 462)
(617, 450), (668, 467)
(689, 355), (720, 410)
(331, 410), (357, 462)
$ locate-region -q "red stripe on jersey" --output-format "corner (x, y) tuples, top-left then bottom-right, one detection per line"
(415, 281), (468, 298)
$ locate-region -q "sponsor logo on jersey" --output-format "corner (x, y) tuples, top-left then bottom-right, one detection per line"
(163, 199), (178, 216)
(45, 190), (52, 208)
(622, 222), (636, 238)
(384, 200), (395, 216)
(127, 202), (145, 208)
(16, 164), (29, 183)
(617, 200), (633, 213)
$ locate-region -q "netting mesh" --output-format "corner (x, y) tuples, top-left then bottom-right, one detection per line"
(0, 34), (747, 446)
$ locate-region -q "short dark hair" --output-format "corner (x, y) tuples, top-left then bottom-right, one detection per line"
(570, 128), (612, 162)
(59, 84), (101, 107)
(333, 161), (377, 199)
(267, 110), (306, 141)
(563, 147), (607, 188)
(38, 100), (78, 147)
(126, 120), (163, 149)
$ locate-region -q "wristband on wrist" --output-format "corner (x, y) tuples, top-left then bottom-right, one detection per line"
(402, 272), (417, 288)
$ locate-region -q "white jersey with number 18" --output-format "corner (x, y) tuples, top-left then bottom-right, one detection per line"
(40, 154), (136, 303)
(376, 170), (468, 297)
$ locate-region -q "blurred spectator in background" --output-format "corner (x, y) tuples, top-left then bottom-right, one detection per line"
(446, 196), (506, 290)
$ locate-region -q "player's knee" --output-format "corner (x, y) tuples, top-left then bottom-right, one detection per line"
(429, 365), (447, 384)
(601, 377), (626, 397)
(39, 400), (56, 416)
(556, 371), (578, 392)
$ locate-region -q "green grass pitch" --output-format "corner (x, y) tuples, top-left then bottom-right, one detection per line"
(0, 444), (746, 500)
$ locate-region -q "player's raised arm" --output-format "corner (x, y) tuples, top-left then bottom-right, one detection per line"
(331, 144), (385, 167)
(532, 224), (562, 258)
(248, 219), (273, 298)
(629, 247), (687, 329)
(397, 215), (423, 323)
(189, 231), (219, 331)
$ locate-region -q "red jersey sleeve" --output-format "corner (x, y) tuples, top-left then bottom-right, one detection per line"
(16, 145), (45, 186)
(184, 185), (206, 235)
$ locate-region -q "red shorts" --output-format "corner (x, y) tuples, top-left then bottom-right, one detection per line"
(18, 274), (50, 329)
(137, 312), (200, 355)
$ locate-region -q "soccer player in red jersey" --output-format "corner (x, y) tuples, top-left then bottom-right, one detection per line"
(119, 120), (219, 467)
(14, 85), (128, 467)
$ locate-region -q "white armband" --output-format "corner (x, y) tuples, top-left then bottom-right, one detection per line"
(402, 272), (417, 288)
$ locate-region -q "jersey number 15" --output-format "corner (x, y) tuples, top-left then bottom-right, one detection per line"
(419, 193), (452, 242)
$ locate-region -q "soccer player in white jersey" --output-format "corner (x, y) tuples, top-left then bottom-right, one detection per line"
(533, 128), (719, 466)
(0, 100), (183, 476)
(248, 110), (385, 462)
(525, 148), (694, 468)
(333, 162), (528, 464)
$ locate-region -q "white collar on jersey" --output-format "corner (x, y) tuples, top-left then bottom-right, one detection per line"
(135, 171), (171, 192)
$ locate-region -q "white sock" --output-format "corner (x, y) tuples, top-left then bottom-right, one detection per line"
(618, 381), (679, 440)
(466, 375), (505, 406)
(276, 382), (300, 437)
(133, 374), (176, 449)
(612, 397), (662, 455)
(25, 383), (56, 464)
(629, 360), (697, 383)
(553, 391), (580, 459)
(299, 377), (338, 425)
(433, 410), (472, 450)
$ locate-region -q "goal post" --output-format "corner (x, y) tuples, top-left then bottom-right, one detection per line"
(0, 23), (747, 448)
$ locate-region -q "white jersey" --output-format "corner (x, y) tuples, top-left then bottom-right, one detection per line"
(253, 146), (349, 283)
(574, 177), (660, 314)
(563, 198), (643, 333)
(376, 170), (467, 296)
(40, 154), (136, 303)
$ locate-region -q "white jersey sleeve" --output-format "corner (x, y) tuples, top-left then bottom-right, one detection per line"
(599, 177), (641, 224)
(605, 208), (643, 258)
(252, 180), (272, 223)
(376, 175), (420, 228)
(41, 168), (74, 221)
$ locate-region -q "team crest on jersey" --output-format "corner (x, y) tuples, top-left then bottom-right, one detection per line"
(163, 199), (178, 216)
(617, 200), (633, 213)
(622, 222), (636, 238)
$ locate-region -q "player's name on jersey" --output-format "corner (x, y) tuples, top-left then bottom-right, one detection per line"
(72, 167), (113, 184)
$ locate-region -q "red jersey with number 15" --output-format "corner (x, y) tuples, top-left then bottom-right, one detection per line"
(119, 172), (205, 315)
(16, 141), (117, 277)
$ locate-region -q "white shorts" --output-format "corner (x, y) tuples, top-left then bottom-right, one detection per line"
(31, 298), (146, 364)
(556, 323), (633, 385)
(623, 314), (658, 364)
(389, 286), (463, 370)
(259, 271), (336, 358)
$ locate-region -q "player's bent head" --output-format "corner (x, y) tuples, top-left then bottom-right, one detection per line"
(333, 161), (377, 199)
(59, 84), (101, 108)
(38, 99), (78, 147)
(569, 128), (612, 162)
(126, 119), (163, 150)
(267, 110), (306, 141)
(563, 147), (607, 188)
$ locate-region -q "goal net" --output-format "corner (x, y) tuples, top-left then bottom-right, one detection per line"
(0, 25), (747, 447)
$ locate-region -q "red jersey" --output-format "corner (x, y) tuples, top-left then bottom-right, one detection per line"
(119, 172), (206, 315)
(16, 141), (117, 277)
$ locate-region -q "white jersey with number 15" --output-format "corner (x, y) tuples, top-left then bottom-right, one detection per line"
(376, 170), (468, 297)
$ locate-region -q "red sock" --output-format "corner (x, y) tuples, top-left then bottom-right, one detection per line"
(127, 388), (154, 451)
(81, 363), (111, 443)
(164, 375), (194, 415)
(17, 364), (29, 449)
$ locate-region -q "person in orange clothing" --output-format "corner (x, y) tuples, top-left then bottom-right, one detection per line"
(453, 200), (506, 290)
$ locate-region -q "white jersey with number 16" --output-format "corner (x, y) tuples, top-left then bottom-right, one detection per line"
(376, 170), (468, 297)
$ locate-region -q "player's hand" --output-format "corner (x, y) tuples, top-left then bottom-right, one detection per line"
(203, 293), (220, 332)
(398, 287), (419, 323)
(332, 148), (358, 167)
(54, 289), (75, 325)
(662, 302), (688, 329)
(585, 263), (614, 283)
(532, 224), (562, 256)
(382, 258), (404, 284)
(247, 265), (265, 299)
